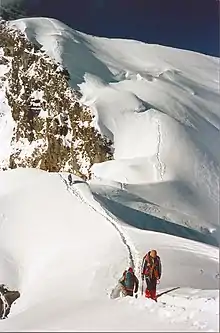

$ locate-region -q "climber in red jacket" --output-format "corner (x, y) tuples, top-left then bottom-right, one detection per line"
(141, 249), (162, 301)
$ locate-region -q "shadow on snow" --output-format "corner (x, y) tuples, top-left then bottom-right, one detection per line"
(94, 194), (219, 248)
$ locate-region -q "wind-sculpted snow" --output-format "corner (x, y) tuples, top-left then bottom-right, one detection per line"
(7, 17), (220, 236)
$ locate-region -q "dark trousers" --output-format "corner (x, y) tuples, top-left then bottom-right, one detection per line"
(120, 283), (133, 296)
(145, 276), (157, 290)
(144, 276), (157, 300)
(125, 290), (133, 297)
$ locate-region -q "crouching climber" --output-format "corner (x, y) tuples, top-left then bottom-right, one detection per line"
(141, 249), (162, 301)
(119, 267), (139, 297)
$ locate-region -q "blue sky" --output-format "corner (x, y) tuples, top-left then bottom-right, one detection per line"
(19, 0), (220, 56)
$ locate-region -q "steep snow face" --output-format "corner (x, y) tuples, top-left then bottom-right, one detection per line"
(8, 17), (220, 237)
(0, 169), (219, 331)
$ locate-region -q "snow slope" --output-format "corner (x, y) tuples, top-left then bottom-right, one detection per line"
(0, 16), (219, 331)
(6, 17), (220, 240)
(0, 168), (219, 331)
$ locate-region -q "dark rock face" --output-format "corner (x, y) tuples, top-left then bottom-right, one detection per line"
(0, 284), (20, 319)
(0, 21), (113, 179)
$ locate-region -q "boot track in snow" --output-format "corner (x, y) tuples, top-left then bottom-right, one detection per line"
(58, 173), (141, 295)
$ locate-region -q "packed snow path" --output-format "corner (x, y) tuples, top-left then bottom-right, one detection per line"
(59, 173), (140, 273)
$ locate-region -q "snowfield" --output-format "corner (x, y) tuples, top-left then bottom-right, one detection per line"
(0, 16), (219, 331)
(0, 168), (219, 331)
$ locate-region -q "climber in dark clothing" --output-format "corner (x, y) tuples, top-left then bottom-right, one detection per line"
(119, 267), (139, 297)
(141, 249), (162, 301)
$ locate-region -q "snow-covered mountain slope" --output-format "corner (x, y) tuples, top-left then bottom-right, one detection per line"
(0, 17), (219, 331)
(0, 168), (219, 331)
(7, 17), (220, 239)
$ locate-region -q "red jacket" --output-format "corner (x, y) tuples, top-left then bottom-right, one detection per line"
(141, 252), (162, 279)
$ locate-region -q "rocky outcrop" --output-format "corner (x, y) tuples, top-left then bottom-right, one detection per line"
(0, 284), (20, 319)
(0, 21), (113, 179)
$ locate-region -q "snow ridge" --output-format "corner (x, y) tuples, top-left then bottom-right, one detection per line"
(58, 173), (140, 274)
